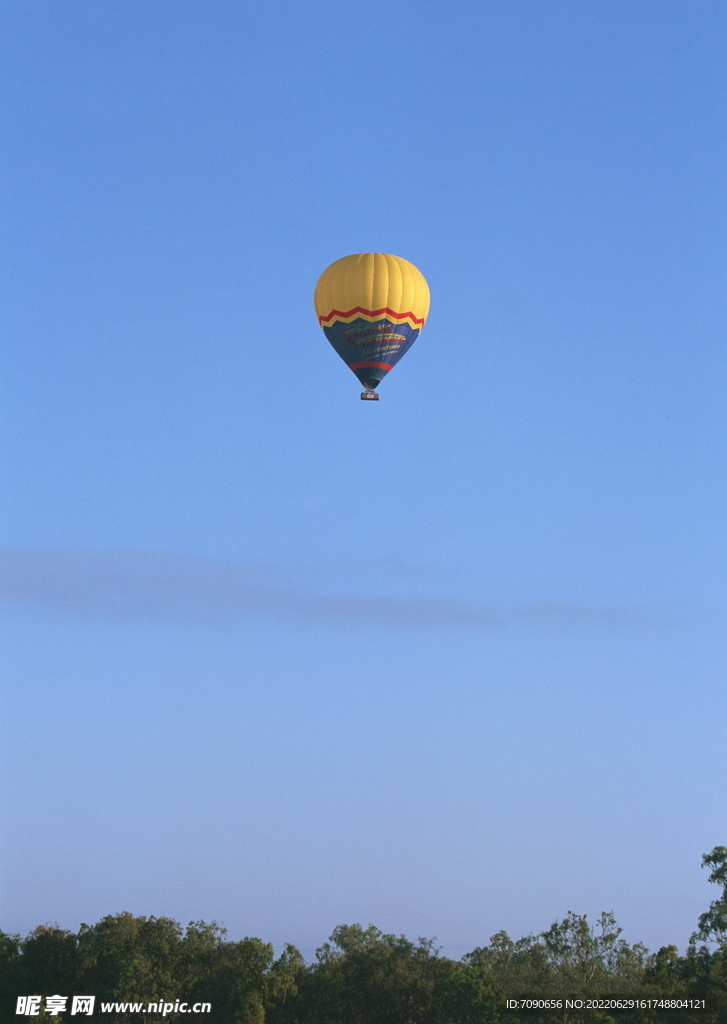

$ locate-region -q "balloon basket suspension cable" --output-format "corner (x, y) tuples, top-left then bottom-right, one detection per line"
(360, 390), (379, 401)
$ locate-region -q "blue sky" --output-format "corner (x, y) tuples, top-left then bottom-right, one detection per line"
(1, 0), (726, 959)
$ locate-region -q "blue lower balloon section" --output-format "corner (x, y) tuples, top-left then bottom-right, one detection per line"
(323, 317), (420, 388)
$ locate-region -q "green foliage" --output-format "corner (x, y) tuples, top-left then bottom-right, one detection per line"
(3, 848), (727, 1023)
(77, 913), (183, 1009)
(202, 936), (274, 1024)
(277, 923), (502, 1024)
(466, 917), (646, 1023)
(0, 931), (21, 1020)
(691, 847), (727, 949)
(680, 846), (727, 1019)
(20, 925), (80, 995)
(266, 944), (306, 1023)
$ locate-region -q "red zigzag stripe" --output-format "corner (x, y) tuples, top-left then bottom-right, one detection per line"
(318, 306), (425, 326)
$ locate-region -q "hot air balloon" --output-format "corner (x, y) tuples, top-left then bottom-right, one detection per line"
(314, 253), (430, 400)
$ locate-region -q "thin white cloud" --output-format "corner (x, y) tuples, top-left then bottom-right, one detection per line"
(0, 547), (666, 630)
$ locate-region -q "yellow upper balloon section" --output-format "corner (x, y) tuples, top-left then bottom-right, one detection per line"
(314, 253), (430, 328)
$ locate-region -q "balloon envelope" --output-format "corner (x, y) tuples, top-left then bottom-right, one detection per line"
(314, 253), (430, 391)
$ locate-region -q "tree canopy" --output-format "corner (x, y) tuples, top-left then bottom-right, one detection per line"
(3, 848), (727, 1023)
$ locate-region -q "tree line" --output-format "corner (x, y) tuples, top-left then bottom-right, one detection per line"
(2, 847), (727, 1023)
